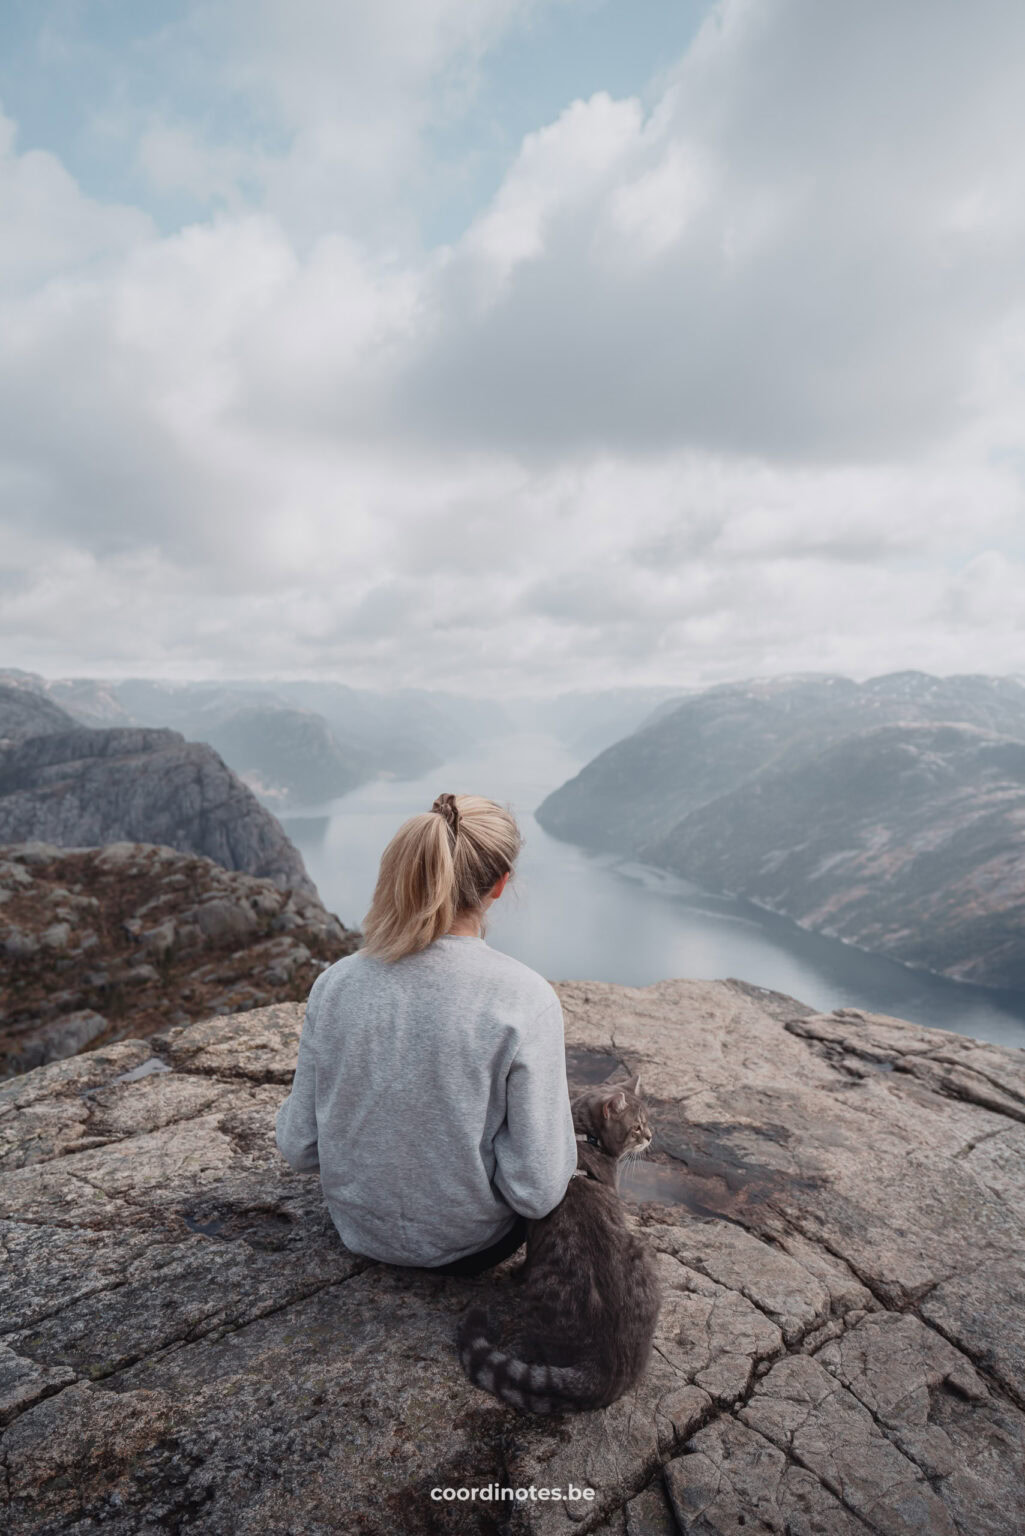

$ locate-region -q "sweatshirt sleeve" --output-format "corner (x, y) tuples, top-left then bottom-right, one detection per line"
(491, 989), (577, 1220)
(275, 973), (325, 1173)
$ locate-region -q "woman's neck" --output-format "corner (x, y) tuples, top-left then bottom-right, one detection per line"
(446, 912), (483, 938)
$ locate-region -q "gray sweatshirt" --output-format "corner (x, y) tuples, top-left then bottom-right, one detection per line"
(275, 934), (578, 1266)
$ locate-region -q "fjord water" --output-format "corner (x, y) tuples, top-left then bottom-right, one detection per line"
(282, 730), (1025, 1049)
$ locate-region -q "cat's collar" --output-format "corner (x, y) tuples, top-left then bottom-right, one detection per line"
(575, 1131), (602, 1148)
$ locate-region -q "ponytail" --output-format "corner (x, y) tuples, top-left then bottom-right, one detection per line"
(360, 793), (523, 962)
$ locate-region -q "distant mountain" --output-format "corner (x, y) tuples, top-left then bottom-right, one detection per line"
(111, 680), (381, 805)
(255, 681), (500, 778)
(536, 672), (1025, 854)
(199, 706), (373, 808)
(0, 670), (136, 729)
(535, 671), (1025, 989)
(643, 722), (1025, 988)
(0, 726), (315, 896)
(0, 841), (359, 1076)
(47, 678), (136, 727)
(506, 686), (690, 759)
(630, 691), (695, 735)
(1, 673), (530, 804)
(0, 682), (78, 743)
(0, 674), (467, 807)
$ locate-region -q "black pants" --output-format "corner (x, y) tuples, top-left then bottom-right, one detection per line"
(429, 1215), (529, 1277)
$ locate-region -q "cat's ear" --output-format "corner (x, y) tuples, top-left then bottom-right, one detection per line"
(625, 1074), (641, 1096)
(603, 1089), (627, 1117)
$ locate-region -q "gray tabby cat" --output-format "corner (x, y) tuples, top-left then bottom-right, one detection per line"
(457, 1075), (661, 1414)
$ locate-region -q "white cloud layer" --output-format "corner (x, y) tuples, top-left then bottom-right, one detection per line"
(3, 0), (1025, 694)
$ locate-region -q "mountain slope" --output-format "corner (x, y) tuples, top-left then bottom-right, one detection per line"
(0, 683), (78, 743)
(642, 722), (1025, 987)
(198, 706), (372, 807)
(535, 672), (1025, 855)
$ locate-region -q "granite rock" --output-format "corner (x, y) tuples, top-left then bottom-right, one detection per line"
(1, 977), (1023, 1534)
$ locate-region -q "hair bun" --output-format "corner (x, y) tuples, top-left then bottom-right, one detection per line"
(431, 793), (460, 837)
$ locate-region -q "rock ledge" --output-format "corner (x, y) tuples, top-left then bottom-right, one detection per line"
(1, 977), (1024, 1534)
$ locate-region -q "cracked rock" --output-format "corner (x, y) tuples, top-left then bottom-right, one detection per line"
(1, 979), (1024, 1534)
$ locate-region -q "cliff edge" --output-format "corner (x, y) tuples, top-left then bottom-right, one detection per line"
(0, 727), (315, 896)
(2, 980), (1024, 1534)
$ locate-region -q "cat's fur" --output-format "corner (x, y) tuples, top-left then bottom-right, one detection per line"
(457, 1075), (661, 1414)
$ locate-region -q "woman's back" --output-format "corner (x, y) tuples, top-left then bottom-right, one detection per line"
(275, 933), (577, 1266)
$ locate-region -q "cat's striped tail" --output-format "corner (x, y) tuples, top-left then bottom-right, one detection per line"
(457, 1306), (600, 1415)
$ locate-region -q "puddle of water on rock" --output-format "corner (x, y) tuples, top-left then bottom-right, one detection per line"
(182, 1205), (298, 1248)
(619, 1156), (752, 1223)
(183, 1212), (226, 1237)
(111, 1056), (171, 1084)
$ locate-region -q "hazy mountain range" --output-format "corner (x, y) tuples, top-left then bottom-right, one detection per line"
(0, 671), (480, 808)
(0, 670), (690, 805)
(502, 686), (690, 759)
(536, 672), (1025, 989)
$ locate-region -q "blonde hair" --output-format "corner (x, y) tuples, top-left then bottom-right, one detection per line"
(360, 793), (523, 963)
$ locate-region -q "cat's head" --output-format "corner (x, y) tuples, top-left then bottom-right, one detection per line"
(572, 1075), (652, 1159)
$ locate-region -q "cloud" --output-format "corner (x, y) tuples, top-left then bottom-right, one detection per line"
(122, 0), (562, 241)
(0, 108), (152, 288)
(135, 123), (262, 209)
(401, 0), (1025, 460)
(3, 0), (1025, 695)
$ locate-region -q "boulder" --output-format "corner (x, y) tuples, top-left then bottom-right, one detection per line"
(1, 977), (1023, 1534)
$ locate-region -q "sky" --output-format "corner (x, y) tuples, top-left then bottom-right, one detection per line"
(2, 0), (1025, 696)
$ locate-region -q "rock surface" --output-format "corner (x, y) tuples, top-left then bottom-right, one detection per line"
(0, 726), (316, 895)
(0, 842), (359, 1077)
(2, 977), (1024, 1534)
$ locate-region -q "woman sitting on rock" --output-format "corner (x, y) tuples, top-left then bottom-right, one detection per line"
(275, 793), (577, 1275)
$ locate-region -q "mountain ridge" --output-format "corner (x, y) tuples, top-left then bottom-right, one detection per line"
(535, 671), (1025, 989)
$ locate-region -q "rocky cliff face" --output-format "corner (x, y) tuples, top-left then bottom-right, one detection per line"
(2, 979), (1023, 1534)
(0, 841), (359, 1077)
(0, 726), (316, 895)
